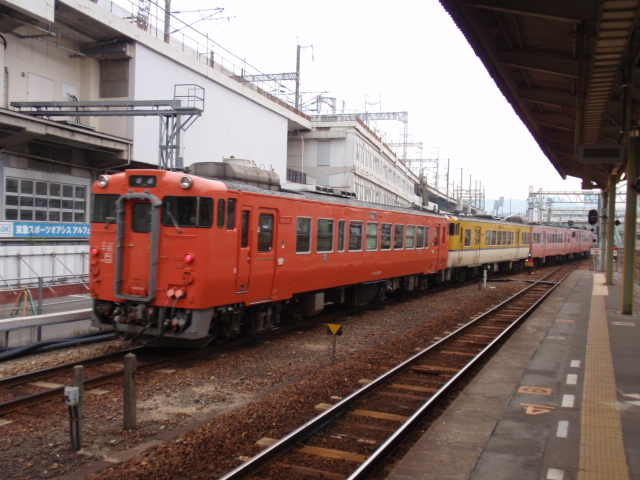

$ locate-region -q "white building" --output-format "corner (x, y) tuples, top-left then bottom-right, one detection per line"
(0, 0), (423, 280)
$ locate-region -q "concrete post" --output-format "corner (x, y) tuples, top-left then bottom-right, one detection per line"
(622, 136), (638, 314)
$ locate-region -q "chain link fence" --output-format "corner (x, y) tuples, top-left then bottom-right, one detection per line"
(0, 275), (94, 348)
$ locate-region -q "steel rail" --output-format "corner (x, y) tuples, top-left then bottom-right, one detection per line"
(220, 263), (578, 480)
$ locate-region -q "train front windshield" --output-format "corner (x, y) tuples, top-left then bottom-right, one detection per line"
(161, 196), (213, 228)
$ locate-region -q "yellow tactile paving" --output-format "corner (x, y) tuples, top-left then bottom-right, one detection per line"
(592, 273), (609, 296)
(578, 279), (629, 480)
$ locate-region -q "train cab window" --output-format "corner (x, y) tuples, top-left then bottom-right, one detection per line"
(425, 226), (430, 248)
(394, 225), (404, 249)
(227, 199), (236, 230)
(217, 199), (226, 228)
(381, 223), (392, 250)
(416, 226), (425, 249)
(449, 223), (459, 236)
(132, 202), (152, 233)
(337, 220), (346, 252)
(296, 217), (312, 253)
(349, 221), (363, 251)
(258, 214), (274, 252)
(317, 219), (334, 253)
(464, 229), (472, 247)
(91, 194), (118, 223)
(366, 222), (378, 251)
(241, 211), (250, 248)
(406, 225), (415, 249)
(162, 196), (213, 228)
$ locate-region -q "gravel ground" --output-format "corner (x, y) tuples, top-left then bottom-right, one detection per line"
(0, 276), (535, 480)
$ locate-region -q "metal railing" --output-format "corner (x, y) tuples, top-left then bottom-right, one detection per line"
(0, 275), (93, 348)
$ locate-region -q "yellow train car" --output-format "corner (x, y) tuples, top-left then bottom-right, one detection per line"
(447, 215), (532, 280)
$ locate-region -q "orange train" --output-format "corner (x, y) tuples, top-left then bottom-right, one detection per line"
(89, 163), (593, 347)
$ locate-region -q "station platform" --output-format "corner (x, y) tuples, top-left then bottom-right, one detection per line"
(387, 269), (640, 480)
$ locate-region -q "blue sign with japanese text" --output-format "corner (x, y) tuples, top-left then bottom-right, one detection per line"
(9, 222), (90, 238)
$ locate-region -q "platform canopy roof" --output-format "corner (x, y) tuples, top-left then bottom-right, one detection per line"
(440, 0), (640, 190)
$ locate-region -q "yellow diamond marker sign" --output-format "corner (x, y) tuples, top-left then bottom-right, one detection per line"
(327, 324), (343, 336)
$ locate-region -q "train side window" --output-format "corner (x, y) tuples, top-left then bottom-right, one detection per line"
(464, 229), (472, 247)
(217, 199), (226, 228)
(349, 221), (363, 251)
(433, 226), (439, 246)
(406, 225), (415, 249)
(394, 224), (404, 249)
(475, 229), (481, 246)
(491, 231), (497, 246)
(132, 202), (151, 233)
(416, 226), (424, 249)
(381, 223), (392, 250)
(317, 219), (334, 253)
(366, 222), (378, 251)
(227, 199), (236, 230)
(241, 211), (250, 248)
(258, 214), (274, 252)
(486, 230), (491, 246)
(337, 220), (346, 252)
(296, 217), (312, 253)
(425, 226), (430, 248)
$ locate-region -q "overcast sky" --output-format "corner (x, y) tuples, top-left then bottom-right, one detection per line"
(167, 0), (585, 202)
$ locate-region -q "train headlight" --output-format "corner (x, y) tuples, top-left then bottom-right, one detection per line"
(97, 175), (110, 188)
(180, 176), (193, 189)
(184, 253), (195, 263)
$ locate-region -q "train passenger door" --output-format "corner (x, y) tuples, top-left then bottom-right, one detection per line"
(236, 207), (252, 293)
(247, 208), (277, 303)
(473, 227), (481, 264)
(114, 193), (161, 302)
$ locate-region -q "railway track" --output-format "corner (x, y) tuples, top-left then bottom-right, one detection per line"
(0, 347), (197, 416)
(220, 263), (578, 480)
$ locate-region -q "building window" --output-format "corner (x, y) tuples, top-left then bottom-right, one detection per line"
(5, 177), (87, 223)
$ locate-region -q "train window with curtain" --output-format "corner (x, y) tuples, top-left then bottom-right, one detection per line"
(296, 217), (312, 253)
(227, 199), (236, 229)
(416, 226), (424, 248)
(349, 221), (363, 251)
(337, 220), (346, 252)
(424, 226), (430, 248)
(406, 225), (415, 249)
(464, 229), (472, 247)
(217, 199), (226, 228)
(317, 218), (334, 253)
(366, 222), (378, 251)
(258, 214), (274, 252)
(381, 223), (392, 250)
(394, 224), (404, 249)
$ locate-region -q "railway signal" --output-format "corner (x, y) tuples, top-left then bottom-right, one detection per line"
(588, 209), (598, 225)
